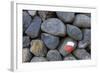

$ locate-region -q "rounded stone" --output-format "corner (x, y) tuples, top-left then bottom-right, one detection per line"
(73, 14), (91, 28)
(73, 48), (91, 60)
(25, 16), (42, 38)
(23, 11), (32, 31)
(22, 48), (33, 62)
(31, 57), (47, 62)
(67, 24), (82, 40)
(47, 50), (62, 61)
(78, 29), (91, 48)
(64, 54), (76, 60)
(30, 39), (47, 56)
(28, 10), (36, 16)
(56, 12), (75, 23)
(41, 18), (66, 36)
(23, 36), (30, 48)
(41, 33), (59, 49)
(59, 38), (77, 57)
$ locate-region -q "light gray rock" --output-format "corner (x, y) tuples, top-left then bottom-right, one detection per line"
(41, 18), (66, 36)
(28, 10), (36, 16)
(31, 57), (47, 62)
(73, 14), (91, 28)
(30, 39), (47, 56)
(47, 50), (62, 61)
(22, 48), (33, 62)
(67, 24), (82, 40)
(73, 48), (91, 60)
(41, 33), (59, 49)
(25, 16), (42, 38)
(23, 11), (32, 31)
(78, 29), (91, 48)
(56, 12), (75, 23)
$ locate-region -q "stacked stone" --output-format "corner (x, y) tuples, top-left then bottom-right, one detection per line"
(22, 10), (91, 62)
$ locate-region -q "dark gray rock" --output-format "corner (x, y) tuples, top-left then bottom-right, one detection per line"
(64, 54), (76, 60)
(56, 12), (75, 23)
(22, 48), (33, 62)
(73, 48), (91, 60)
(59, 38), (77, 57)
(41, 33), (59, 49)
(25, 16), (42, 38)
(23, 11), (32, 31)
(23, 36), (30, 48)
(31, 57), (47, 62)
(47, 50), (62, 61)
(30, 39), (47, 56)
(67, 24), (82, 40)
(41, 18), (66, 36)
(78, 29), (91, 48)
(73, 14), (91, 28)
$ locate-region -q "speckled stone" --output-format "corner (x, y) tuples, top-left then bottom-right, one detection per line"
(56, 12), (75, 23)
(25, 16), (42, 38)
(59, 38), (77, 57)
(30, 39), (47, 56)
(22, 48), (33, 62)
(67, 24), (82, 40)
(41, 33), (59, 49)
(47, 50), (62, 61)
(23, 11), (32, 31)
(78, 29), (91, 49)
(41, 18), (66, 36)
(31, 57), (47, 62)
(73, 14), (91, 28)
(73, 48), (91, 60)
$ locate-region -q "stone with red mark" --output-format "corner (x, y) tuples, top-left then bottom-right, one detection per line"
(59, 38), (77, 57)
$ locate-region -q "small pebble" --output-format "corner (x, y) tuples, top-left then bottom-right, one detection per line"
(41, 18), (66, 36)
(56, 12), (75, 23)
(30, 39), (47, 56)
(28, 10), (36, 16)
(23, 36), (30, 48)
(73, 14), (91, 28)
(67, 24), (82, 40)
(47, 50), (62, 61)
(31, 57), (47, 62)
(64, 54), (76, 60)
(41, 33), (59, 49)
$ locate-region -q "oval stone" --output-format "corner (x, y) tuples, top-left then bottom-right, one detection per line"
(41, 33), (59, 49)
(41, 18), (66, 36)
(67, 24), (82, 40)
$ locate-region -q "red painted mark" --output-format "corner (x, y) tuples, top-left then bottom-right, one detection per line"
(64, 45), (74, 53)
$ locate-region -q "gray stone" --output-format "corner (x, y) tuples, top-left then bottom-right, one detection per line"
(41, 18), (66, 36)
(78, 29), (91, 48)
(30, 39), (47, 56)
(67, 24), (82, 40)
(38, 11), (55, 21)
(31, 57), (47, 62)
(64, 54), (76, 60)
(59, 38), (77, 57)
(23, 36), (30, 48)
(47, 50), (62, 61)
(73, 14), (91, 28)
(23, 11), (32, 31)
(56, 12), (75, 23)
(22, 48), (33, 62)
(41, 33), (59, 49)
(73, 48), (91, 60)
(25, 16), (42, 38)
(28, 10), (36, 16)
